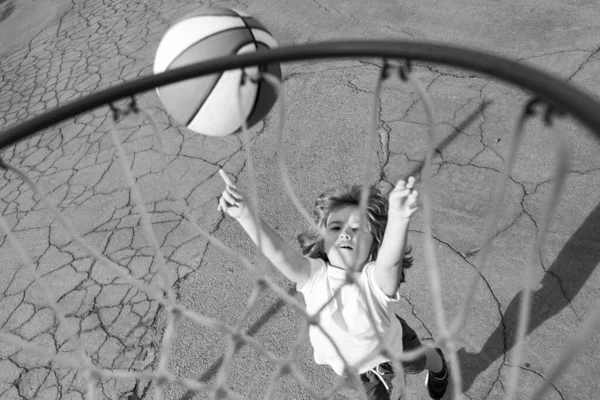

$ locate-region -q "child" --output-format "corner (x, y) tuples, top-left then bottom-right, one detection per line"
(217, 172), (450, 400)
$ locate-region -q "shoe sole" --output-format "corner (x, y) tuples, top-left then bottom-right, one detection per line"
(424, 373), (452, 400)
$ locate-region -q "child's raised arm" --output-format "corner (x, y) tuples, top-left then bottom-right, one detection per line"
(374, 177), (419, 297)
(217, 170), (311, 285)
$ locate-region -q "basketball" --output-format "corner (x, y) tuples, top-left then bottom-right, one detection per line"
(154, 7), (282, 137)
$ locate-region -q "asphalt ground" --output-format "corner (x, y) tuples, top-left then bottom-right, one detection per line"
(1, 0), (599, 399)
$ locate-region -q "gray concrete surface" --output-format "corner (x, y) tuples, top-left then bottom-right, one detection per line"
(1, 0), (600, 399)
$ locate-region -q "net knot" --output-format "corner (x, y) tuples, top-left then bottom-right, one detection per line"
(109, 96), (140, 121)
(435, 334), (452, 352)
(381, 60), (392, 80)
(87, 369), (102, 381)
(343, 365), (359, 379)
(399, 61), (412, 82)
(255, 276), (268, 290)
(213, 386), (228, 400)
(379, 348), (392, 360)
(344, 272), (356, 285)
(525, 97), (545, 117)
(543, 104), (565, 126)
(278, 362), (292, 376)
(525, 97), (565, 125)
(307, 314), (320, 326)
(155, 374), (169, 386)
(230, 331), (243, 344)
(170, 304), (184, 320)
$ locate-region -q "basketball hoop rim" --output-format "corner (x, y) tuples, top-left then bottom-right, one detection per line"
(1, 39), (599, 151)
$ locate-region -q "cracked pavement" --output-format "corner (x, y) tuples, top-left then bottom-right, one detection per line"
(1, 0), (600, 399)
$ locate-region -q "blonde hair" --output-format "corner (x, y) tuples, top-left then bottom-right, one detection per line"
(297, 184), (413, 280)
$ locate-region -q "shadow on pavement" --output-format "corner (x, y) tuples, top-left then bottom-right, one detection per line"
(179, 284), (298, 400)
(459, 202), (600, 391)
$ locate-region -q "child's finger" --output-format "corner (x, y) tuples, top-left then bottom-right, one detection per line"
(408, 191), (419, 208)
(390, 187), (411, 199)
(394, 179), (407, 189)
(406, 176), (416, 190)
(225, 184), (243, 200)
(405, 190), (418, 203)
(217, 196), (227, 213)
(218, 169), (236, 188)
(222, 190), (238, 205)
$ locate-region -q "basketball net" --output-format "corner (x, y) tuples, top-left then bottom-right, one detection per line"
(0, 62), (598, 400)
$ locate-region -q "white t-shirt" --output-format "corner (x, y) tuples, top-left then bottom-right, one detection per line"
(297, 258), (404, 375)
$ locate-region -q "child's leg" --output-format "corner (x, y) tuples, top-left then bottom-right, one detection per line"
(424, 347), (444, 373)
(424, 347), (450, 399)
(395, 315), (447, 374)
(340, 318), (448, 399)
(395, 316), (450, 399)
(395, 315), (427, 374)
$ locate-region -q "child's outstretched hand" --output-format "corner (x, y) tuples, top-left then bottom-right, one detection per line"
(217, 169), (251, 220)
(388, 177), (419, 219)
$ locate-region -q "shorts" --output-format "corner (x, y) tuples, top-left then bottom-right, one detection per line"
(339, 315), (426, 400)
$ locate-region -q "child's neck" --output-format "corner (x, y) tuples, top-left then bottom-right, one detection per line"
(328, 261), (365, 273)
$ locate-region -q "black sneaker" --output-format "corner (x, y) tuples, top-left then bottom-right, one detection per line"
(424, 347), (450, 399)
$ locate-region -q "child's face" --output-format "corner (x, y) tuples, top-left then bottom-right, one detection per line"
(323, 206), (374, 271)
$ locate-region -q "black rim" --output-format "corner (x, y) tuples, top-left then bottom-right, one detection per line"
(1, 40), (599, 151)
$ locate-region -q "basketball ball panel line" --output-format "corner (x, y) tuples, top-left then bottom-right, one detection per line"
(184, 38), (258, 125)
(251, 29), (279, 49)
(164, 27), (256, 73)
(188, 43), (260, 136)
(237, 13), (260, 51)
(154, 16), (247, 74)
(245, 44), (282, 129)
(157, 29), (256, 125)
(168, 27), (255, 71)
(156, 74), (221, 127)
(187, 68), (259, 136)
(241, 16), (271, 33)
(231, 9), (251, 17)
